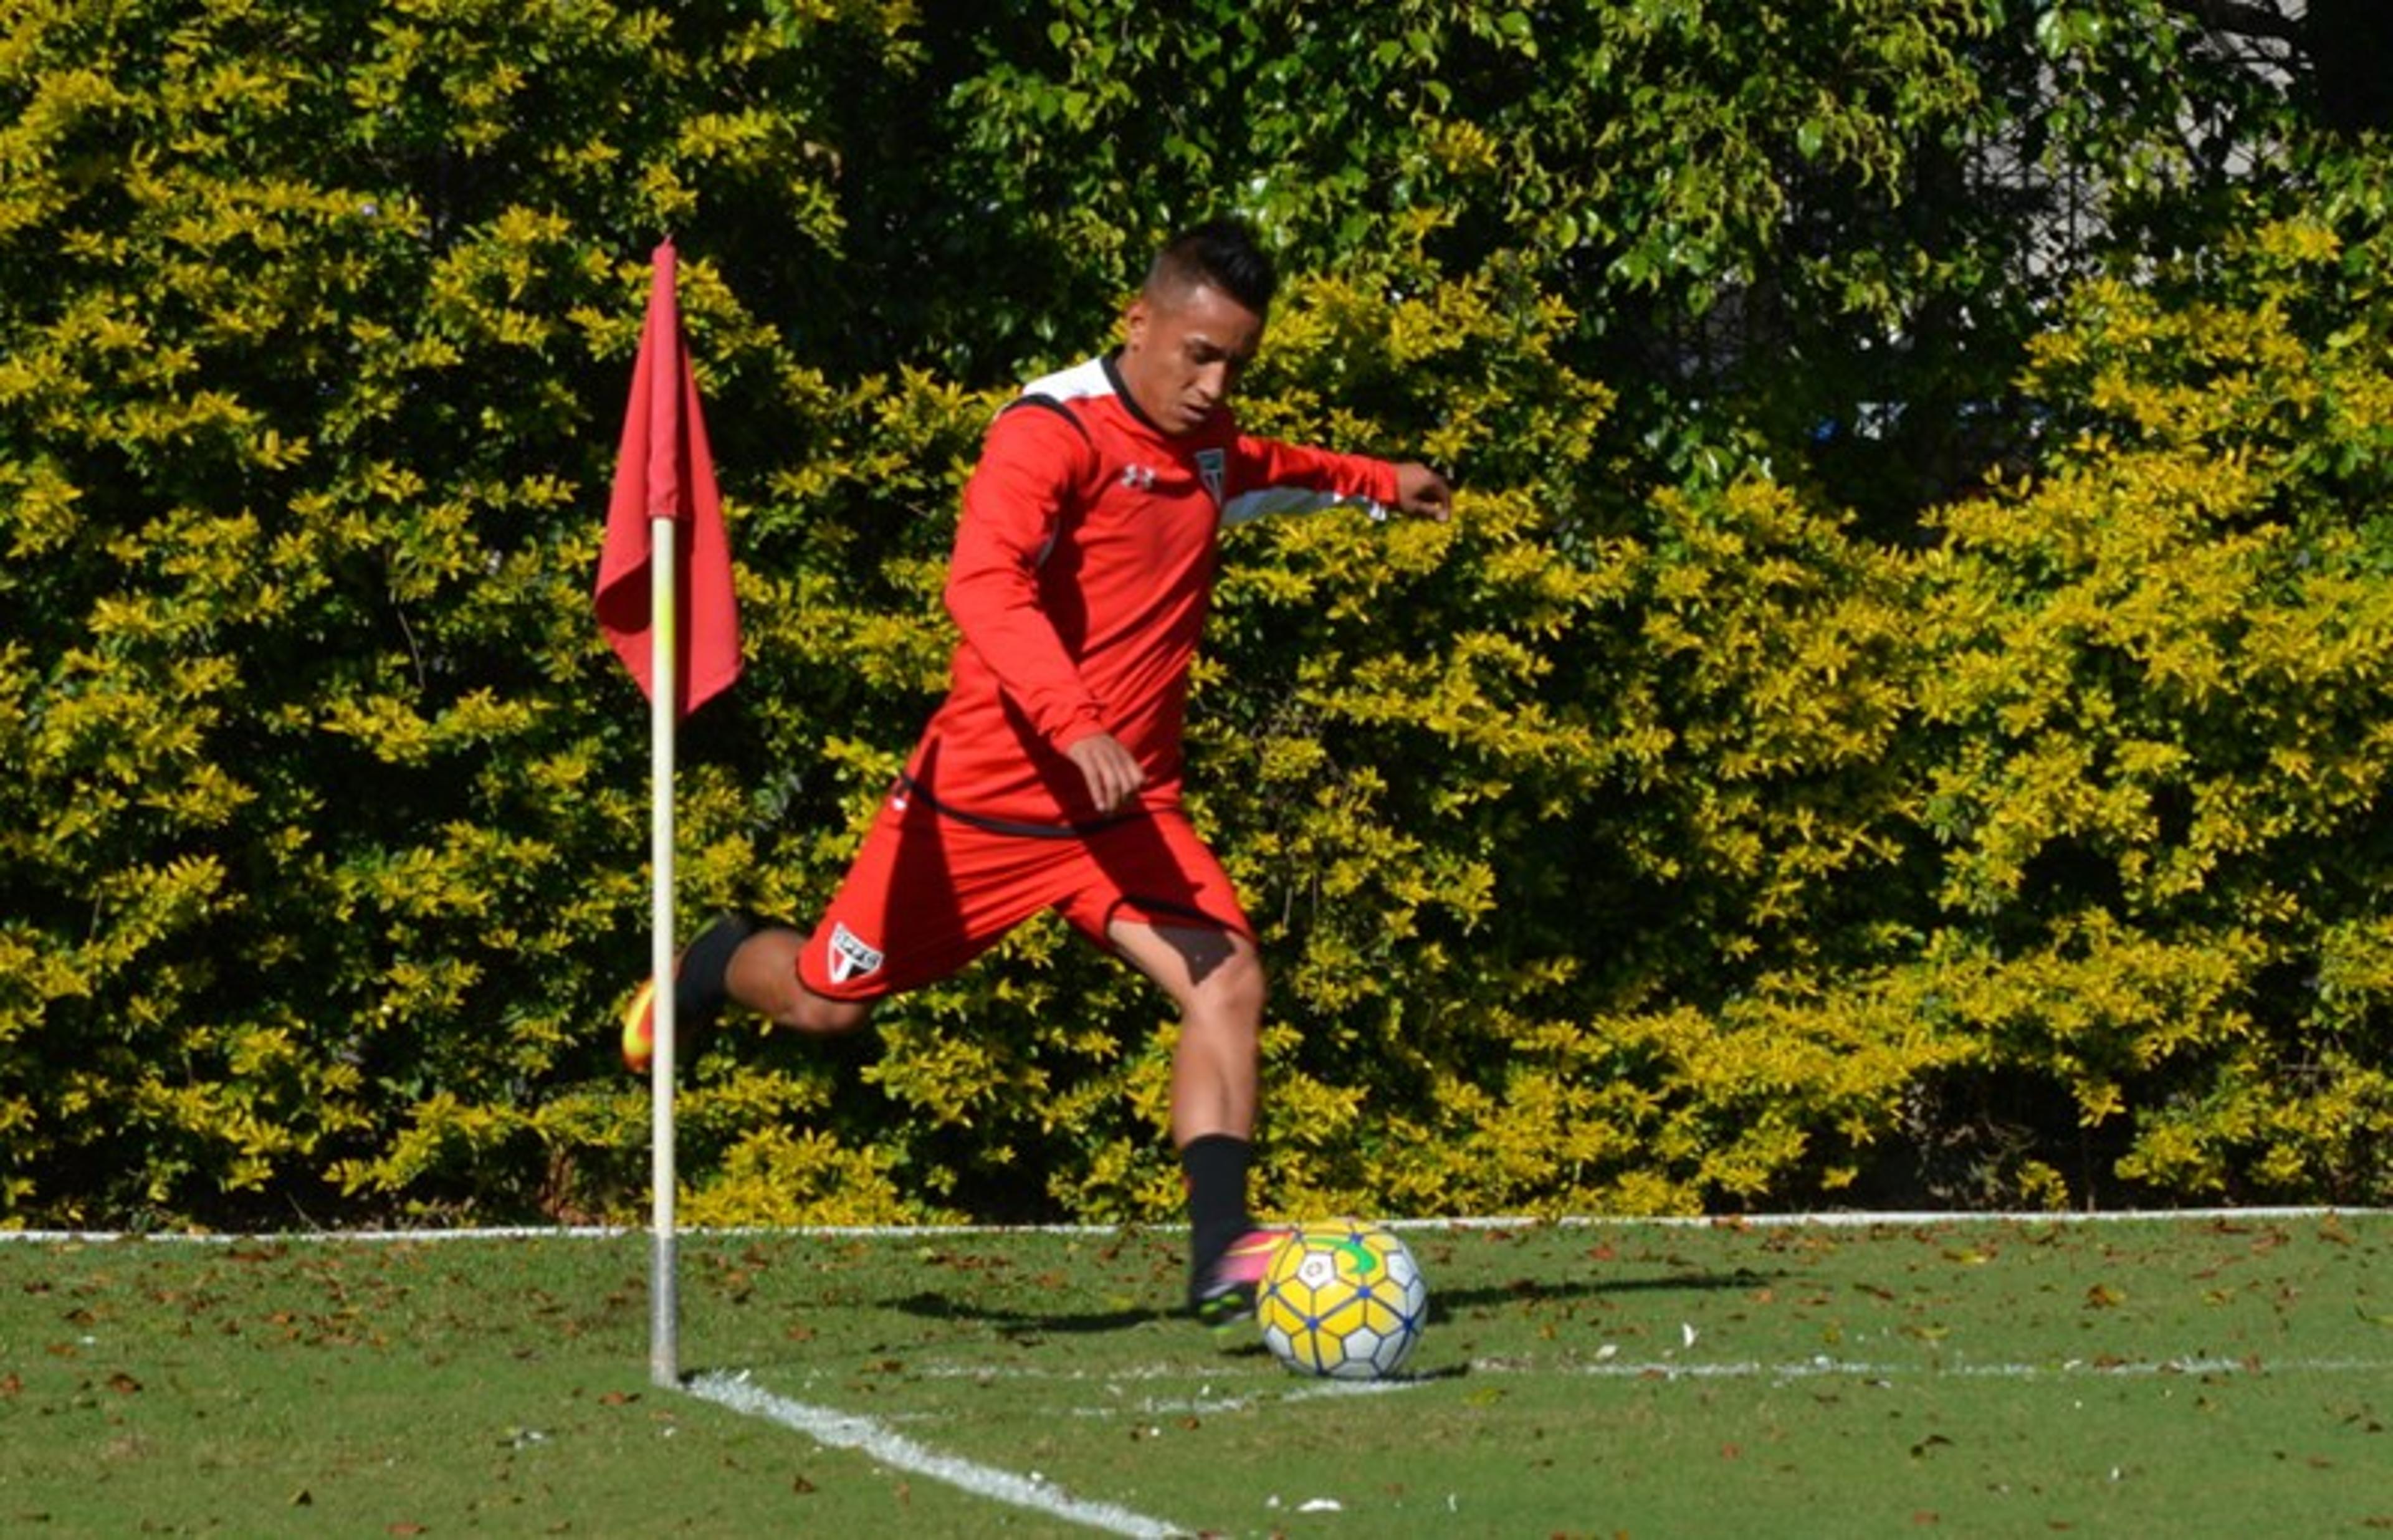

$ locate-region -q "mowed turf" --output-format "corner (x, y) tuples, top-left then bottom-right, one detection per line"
(2, 1212), (2389, 1536)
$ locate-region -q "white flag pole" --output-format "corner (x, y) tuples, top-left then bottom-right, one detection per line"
(647, 520), (681, 1389)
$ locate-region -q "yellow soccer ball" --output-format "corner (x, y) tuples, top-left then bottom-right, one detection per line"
(1256, 1220), (1429, 1380)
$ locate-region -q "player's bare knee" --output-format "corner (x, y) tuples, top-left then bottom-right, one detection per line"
(1187, 974), (1266, 1055)
(1213, 943), (1268, 1022)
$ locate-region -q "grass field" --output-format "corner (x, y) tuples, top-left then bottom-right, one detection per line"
(4, 1212), (2389, 1536)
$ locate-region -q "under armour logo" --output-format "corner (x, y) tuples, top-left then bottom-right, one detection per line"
(1120, 464), (1155, 490)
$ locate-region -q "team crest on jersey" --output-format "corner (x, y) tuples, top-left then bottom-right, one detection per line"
(1195, 448), (1226, 510)
(826, 923), (884, 985)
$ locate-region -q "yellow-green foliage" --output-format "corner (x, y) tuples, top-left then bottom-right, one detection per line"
(6, 3), (2389, 1231)
(1905, 197), (2393, 1205)
(0, 0), (921, 1227)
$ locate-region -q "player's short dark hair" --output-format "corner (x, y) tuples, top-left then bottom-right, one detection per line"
(1147, 219), (1277, 315)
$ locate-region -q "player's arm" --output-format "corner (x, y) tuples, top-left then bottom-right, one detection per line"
(1392, 460), (1453, 520)
(1222, 439), (1451, 527)
(945, 404), (1144, 811)
(1063, 731), (1144, 814)
(946, 404), (1106, 746)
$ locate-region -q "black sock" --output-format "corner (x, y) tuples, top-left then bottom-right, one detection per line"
(673, 911), (759, 1025)
(1180, 1133), (1253, 1270)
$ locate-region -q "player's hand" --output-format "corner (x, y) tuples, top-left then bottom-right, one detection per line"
(1066, 731), (1145, 815)
(1393, 462), (1453, 521)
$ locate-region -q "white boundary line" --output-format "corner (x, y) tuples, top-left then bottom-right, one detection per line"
(1519, 1354), (2393, 1381)
(1055, 1351), (2393, 1420)
(685, 1369), (1186, 1539)
(0, 1206), (2379, 1245)
(849, 1349), (2393, 1398)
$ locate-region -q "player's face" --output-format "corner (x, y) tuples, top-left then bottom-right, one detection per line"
(1119, 281), (1264, 437)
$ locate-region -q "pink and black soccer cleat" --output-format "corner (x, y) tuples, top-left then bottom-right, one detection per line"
(1189, 1227), (1288, 1330)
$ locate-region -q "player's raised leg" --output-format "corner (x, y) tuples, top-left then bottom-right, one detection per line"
(620, 914), (872, 1075)
(725, 925), (876, 1037)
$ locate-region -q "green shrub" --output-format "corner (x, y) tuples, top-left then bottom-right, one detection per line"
(1905, 193), (2393, 1205)
(6, 2), (2386, 1229)
(0, 0), (917, 1225)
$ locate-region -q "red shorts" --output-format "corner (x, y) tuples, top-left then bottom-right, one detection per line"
(795, 784), (1254, 1002)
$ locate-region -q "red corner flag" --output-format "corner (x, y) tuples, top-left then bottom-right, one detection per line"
(594, 240), (741, 715)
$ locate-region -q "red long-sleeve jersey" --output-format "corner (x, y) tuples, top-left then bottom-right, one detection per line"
(900, 351), (1398, 829)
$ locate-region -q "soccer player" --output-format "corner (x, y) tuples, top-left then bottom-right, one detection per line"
(623, 218), (1452, 1326)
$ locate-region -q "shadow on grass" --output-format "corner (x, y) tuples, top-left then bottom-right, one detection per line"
(875, 1268), (1787, 1336)
(887, 1290), (1170, 1334)
(1428, 1267), (1784, 1321)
